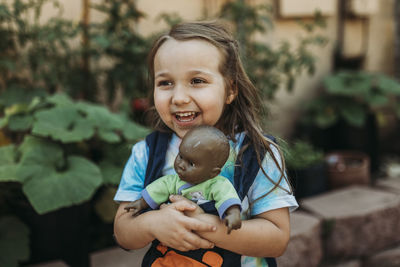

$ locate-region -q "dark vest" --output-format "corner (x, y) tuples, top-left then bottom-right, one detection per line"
(140, 131), (277, 267)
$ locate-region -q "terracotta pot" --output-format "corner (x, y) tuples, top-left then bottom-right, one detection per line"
(325, 151), (370, 189)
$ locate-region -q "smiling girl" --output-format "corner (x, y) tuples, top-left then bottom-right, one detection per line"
(113, 21), (298, 266)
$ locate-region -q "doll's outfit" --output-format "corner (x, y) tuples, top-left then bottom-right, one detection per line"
(115, 131), (298, 267)
(142, 174), (241, 218)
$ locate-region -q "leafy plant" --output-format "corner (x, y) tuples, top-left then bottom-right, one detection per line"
(283, 140), (325, 169)
(1, 93), (149, 214)
(303, 71), (400, 128)
(219, 0), (327, 99)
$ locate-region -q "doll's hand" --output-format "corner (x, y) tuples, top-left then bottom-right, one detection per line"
(124, 198), (148, 216)
(152, 198), (216, 251)
(223, 206), (242, 234)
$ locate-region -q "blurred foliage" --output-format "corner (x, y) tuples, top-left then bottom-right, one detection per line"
(302, 71), (400, 129)
(0, 216), (30, 267)
(0, 93), (149, 214)
(219, 0), (327, 99)
(283, 140), (325, 169)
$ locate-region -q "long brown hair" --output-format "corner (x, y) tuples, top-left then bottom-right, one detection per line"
(146, 21), (291, 197)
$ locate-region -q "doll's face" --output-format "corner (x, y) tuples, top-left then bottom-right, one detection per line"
(174, 129), (226, 184)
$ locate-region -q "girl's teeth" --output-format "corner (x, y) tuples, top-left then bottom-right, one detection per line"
(176, 112), (196, 122)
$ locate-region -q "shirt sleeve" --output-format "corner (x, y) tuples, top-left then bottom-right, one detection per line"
(210, 177), (242, 219)
(248, 144), (298, 216)
(114, 140), (148, 202)
(142, 175), (178, 209)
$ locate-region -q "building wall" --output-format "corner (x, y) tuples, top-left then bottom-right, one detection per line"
(39, 0), (394, 138)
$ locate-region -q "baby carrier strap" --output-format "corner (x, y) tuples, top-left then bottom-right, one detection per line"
(143, 131), (277, 267)
(144, 131), (172, 187)
(234, 134), (277, 200)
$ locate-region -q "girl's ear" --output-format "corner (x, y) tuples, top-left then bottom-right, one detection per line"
(225, 82), (237, 104)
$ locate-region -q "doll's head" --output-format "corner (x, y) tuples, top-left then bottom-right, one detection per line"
(174, 125), (230, 184)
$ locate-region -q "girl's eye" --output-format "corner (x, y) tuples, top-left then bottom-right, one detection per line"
(191, 78), (206, 85)
(157, 80), (173, 87)
(190, 162), (195, 167)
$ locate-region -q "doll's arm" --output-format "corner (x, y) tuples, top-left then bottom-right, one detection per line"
(223, 205), (241, 234)
(124, 198), (149, 216)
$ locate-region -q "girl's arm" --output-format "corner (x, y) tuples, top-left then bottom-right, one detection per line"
(169, 195), (290, 257)
(113, 201), (217, 252)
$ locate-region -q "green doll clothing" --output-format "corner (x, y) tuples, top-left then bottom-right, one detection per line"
(142, 174), (241, 218)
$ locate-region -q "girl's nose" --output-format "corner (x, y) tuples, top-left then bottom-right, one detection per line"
(171, 85), (190, 105)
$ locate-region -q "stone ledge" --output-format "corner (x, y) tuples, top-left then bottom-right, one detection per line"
(300, 186), (400, 259)
(363, 244), (400, 267)
(376, 178), (400, 195)
(321, 259), (361, 267)
(90, 245), (149, 267)
(277, 211), (322, 267)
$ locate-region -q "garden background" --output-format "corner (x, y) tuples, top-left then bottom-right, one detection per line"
(1, 0), (400, 266)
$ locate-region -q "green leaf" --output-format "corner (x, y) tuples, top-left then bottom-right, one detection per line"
(364, 93), (388, 107)
(122, 119), (150, 141)
(340, 104), (366, 127)
(315, 109), (337, 129)
(0, 145), (20, 182)
(0, 216), (30, 267)
(32, 106), (94, 143)
(46, 93), (74, 106)
(324, 71), (371, 96)
(377, 75), (400, 95)
(17, 136), (102, 214)
(99, 160), (123, 185)
(98, 130), (121, 143)
(93, 35), (111, 49)
(76, 102), (124, 130)
(8, 114), (33, 131)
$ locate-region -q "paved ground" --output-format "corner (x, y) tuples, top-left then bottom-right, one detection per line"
(29, 245), (149, 267)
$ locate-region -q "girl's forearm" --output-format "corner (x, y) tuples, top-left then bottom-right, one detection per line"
(114, 203), (155, 250)
(193, 209), (290, 257)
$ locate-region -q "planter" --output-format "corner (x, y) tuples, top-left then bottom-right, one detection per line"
(325, 151), (370, 189)
(289, 162), (328, 199)
(18, 202), (92, 267)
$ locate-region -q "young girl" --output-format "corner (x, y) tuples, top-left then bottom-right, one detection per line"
(113, 20), (298, 266)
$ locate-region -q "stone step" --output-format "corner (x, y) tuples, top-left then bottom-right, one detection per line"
(28, 246), (148, 267)
(90, 245), (148, 267)
(321, 259), (361, 267)
(376, 178), (400, 195)
(363, 244), (400, 267)
(300, 186), (400, 260)
(277, 211), (323, 267)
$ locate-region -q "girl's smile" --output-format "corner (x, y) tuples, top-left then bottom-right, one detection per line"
(153, 38), (235, 138)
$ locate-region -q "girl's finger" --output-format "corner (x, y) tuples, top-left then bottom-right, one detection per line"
(186, 217), (217, 232)
(183, 233), (215, 250)
(168, 197), (197, 212)
(169, 194), (191, 203)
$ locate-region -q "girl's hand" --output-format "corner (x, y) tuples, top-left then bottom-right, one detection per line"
(152, 196), (215, 251)
(167, 194), (205, 217)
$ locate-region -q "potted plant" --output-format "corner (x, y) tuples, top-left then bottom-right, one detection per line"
(325, 151), (370, 189)
(300, 70), (400, 173)
(0, 93), (150, 266)
(283, 140), (327, 199)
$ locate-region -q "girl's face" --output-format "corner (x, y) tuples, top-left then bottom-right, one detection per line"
(153, 38), (235, 138)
